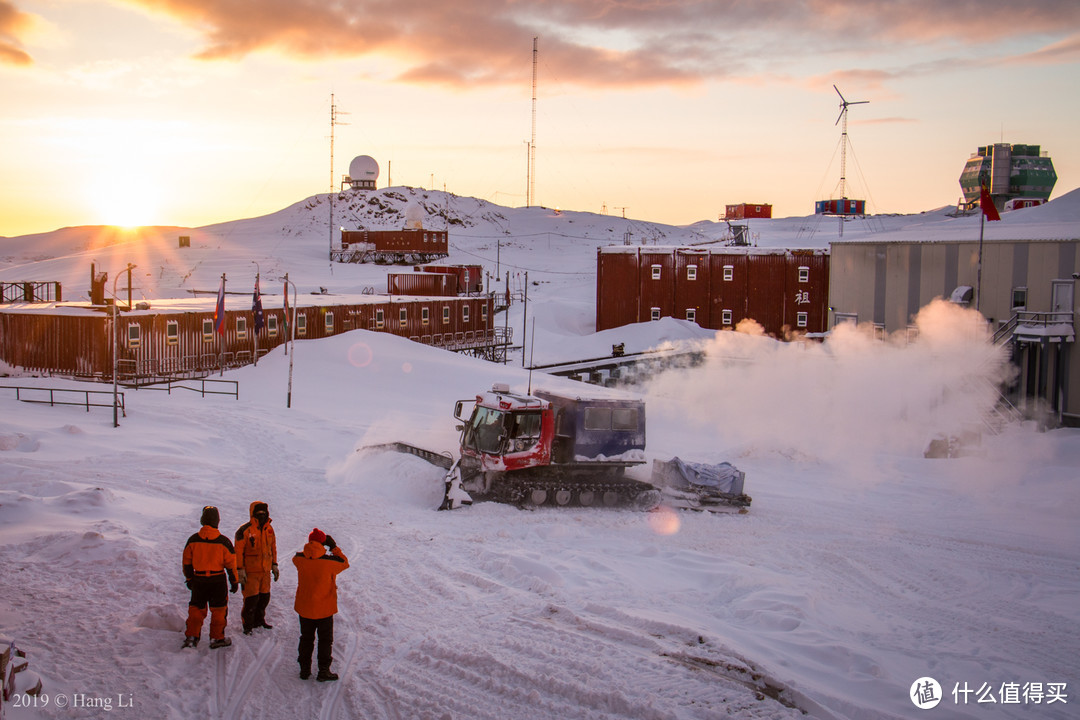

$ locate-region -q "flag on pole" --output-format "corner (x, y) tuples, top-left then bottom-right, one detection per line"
(213, 275), (226, 335)
(979, 184), (1001, 222)
(252, 277), (264, 334)
(283, 279), (290, 338)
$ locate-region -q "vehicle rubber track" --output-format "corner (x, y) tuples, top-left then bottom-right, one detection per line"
(480, 470), (661, 511)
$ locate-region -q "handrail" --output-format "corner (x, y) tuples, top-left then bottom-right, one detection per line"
(993, 311), (1074, 344)
(0, 385), (124, 415)
(123, 378), (239, 399)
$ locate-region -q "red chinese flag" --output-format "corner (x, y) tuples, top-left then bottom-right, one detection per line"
(979, 185), (1001, 222)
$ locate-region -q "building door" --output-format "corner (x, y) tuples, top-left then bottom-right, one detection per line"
(1050, 280), (1074, 316)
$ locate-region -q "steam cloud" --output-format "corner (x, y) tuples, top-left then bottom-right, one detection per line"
(645, 299), (1013, 463)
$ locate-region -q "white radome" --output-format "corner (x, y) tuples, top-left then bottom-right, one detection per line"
(348, 155), (380, 188)
(403, 203), (425, 230)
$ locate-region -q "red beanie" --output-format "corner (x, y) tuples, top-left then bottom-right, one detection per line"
(308, 528), (326, 544)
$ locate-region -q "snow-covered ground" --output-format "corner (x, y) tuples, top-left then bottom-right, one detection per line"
(1, 190), (1079, 719)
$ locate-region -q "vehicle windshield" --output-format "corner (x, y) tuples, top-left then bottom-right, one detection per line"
(509, 411), (541, 441)
(464, 406), (507, 455)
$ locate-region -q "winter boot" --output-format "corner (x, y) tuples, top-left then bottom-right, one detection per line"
(316, 669), (339, 682)
(209, 637), (232, 649)
(182, 636), (199, 649)
(257, 621), (274, 630)
(299, 666), (311, 680)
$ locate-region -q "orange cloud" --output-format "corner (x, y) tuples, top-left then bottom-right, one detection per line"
(117, 0), (1080, 88)
(0, 0), (34, 66)
(1005, 33), (1080, 66)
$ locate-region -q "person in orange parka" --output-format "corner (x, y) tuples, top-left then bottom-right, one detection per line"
(182, 506), (238, 649)
(293, 528), (349, 681)
(234, 500), (278, 634)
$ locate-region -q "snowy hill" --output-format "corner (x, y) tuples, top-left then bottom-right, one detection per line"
(1, 190), (1079, 720)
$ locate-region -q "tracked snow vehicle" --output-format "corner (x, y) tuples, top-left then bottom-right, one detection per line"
(367, 382), (749, 512)
(449, 383), (660, 509)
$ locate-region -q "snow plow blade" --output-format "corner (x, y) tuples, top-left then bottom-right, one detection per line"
(651, 458), (751, 512)
(358, 442), (472, 510)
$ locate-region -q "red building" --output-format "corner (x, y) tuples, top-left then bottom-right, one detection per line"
(596, 246), (829, 339)
(0, 293), (497, 381)
(723, 203), (773, 220)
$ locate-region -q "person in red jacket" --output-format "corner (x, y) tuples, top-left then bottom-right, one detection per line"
(182, 506), (238, 649)
(234, 500), (278, 634)
(293, 528), (349, 681)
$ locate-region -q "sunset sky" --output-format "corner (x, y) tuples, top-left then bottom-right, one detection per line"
(2, 0), (1079, 236)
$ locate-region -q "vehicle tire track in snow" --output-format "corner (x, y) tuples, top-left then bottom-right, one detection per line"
(221, 636), (281, 720)
(319, 629), (360, 720)
(210, 648), (227, 718)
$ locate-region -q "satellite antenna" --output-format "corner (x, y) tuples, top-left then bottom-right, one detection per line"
(816, 85), (869, 236)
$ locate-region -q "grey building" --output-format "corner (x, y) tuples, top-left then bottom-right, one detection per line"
(828, 217), (1078, 427)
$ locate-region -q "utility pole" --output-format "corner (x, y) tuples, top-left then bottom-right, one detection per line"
(329, 94), (349, 263)
(528, 37), (537, 207)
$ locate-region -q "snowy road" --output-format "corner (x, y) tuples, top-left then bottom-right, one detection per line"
(2, 330), (1078, 720)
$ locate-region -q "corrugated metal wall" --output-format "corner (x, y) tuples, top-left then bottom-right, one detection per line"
(674, 250), (710, 325)
(0, 295), (496, 380)
(597, 247), (830, 338)
(595, 250), (640, 331)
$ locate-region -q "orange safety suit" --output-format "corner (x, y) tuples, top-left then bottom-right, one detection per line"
(182, 525), (237, 640)
(293, 539), (349, 677)
(235, 501), (278, 632)
(293, 541), (349, 620)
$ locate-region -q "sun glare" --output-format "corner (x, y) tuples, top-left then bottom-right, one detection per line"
(88, 171), (160, 228)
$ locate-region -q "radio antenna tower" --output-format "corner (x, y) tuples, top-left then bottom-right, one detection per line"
(528, 37), (538, 208)
(329, 94), (349, 262)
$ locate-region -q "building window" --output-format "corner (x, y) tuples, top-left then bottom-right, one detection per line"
(297, 314), (307, 337)
(236, 317), (247, 340)
(375, 309), (384, 329)
(267, 315), (278, 337)
(481, 304), (488, 323)
(202, 319), (214, 342)
(399, 307), (408, 327)
(1012, 287), (1028, 310)
(127, 324), (141, 349)
(166, 320), (179, 346)
(443, 306), (450, 325)
(873, 323), (886, 341)
(324, 311), (334, 334)
(722, 309), (733, 325)
(906, 326), (919, 344)
(650, 307), (661, 321)
(651, 265), (662, 280)
(462, 305), (470, 323)
(834, 312), (857, 326)
(723, 265), (734, 281)
(422, 307), (430, 325)
(798, 266), (810, 283)
(686, 308), (697, 323)
(687, 265), (698, 281)
(796, 312), (808, 328)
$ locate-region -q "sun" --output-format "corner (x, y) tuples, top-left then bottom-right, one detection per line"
(88, 170), (160, 228)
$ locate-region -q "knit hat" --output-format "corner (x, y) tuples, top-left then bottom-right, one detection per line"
(200, 506), (220, 528)
(308, 527), (326, 544)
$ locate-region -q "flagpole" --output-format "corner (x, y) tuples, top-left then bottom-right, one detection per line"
(218, 273), (226, 376)
(283, 274), (297, 408)
(252, 262), (261, 366)
(976, 211), (984, 313)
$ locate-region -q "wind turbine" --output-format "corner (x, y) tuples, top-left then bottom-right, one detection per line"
(833, 85), (868, 203)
